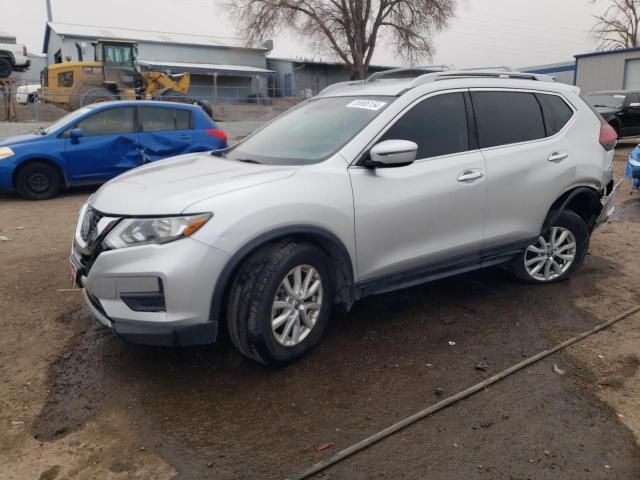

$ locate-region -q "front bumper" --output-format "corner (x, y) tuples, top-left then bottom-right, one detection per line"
(72, 231), (230, 346)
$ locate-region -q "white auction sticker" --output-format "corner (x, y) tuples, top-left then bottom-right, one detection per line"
(347, 99), (387, 111)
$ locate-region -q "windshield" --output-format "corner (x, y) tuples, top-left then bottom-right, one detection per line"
(586, 93), (626, 109)
(225, 96), (393, 165)
(41, 107), (93, 135)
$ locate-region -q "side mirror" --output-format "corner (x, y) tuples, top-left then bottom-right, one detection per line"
(70, 128), (83, 143)
(365, 139), (418, 168)
(630, 102), (640, 110)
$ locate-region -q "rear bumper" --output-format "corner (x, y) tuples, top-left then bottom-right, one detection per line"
(595, 178), (623, 228)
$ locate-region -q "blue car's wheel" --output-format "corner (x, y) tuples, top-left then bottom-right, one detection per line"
(16, 162), (62, 200)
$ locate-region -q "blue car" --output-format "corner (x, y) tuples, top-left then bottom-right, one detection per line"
(0, 101), (228, 200)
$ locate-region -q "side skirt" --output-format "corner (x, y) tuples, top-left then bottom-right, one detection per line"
(355, 238), (536, 300)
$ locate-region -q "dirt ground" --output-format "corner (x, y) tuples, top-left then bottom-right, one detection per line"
(0, 149), (639, 480)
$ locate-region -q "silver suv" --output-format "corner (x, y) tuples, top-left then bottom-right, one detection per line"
(71, 69), (618, 365)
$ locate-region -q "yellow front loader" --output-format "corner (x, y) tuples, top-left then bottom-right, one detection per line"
(40, 39), (212, 116)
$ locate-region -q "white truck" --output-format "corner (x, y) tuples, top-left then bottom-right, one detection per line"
(0, 33), (30, 78)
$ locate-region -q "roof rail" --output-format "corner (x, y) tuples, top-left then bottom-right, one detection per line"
(408, 69), (555, 89)
(366, 65), (450, 83)
(461, 66), (514, 72)
(318, 79), (364, 95)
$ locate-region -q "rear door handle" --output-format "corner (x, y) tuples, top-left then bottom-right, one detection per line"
(548, 152), (568, 162)
(457, 169), (485, 182)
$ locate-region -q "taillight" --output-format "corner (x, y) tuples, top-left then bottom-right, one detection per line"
(599, 123), (618, 151)
(23, 46), (27, 56)
(206, 129), (227, 143)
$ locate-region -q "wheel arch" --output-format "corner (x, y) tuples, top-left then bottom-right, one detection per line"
(210, 225), (356, 327)
(12, 157), (68, 189)
(543, 186), (603, 233)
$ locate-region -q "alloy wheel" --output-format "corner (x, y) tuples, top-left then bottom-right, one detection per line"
(271, 264), (323, 347)
(524, 227), (577, 281)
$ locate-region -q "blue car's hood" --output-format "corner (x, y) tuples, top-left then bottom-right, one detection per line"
(0, 133), (43, 147)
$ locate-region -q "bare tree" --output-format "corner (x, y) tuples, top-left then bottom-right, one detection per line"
(230, 0), (456, 79)
(592, 0), (640, 50)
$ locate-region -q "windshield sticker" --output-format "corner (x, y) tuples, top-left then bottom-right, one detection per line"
(347, 99), (387, 111)
(615, 95), (626, 98)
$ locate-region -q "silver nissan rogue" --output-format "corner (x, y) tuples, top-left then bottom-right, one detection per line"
(71, 69), (618, 365)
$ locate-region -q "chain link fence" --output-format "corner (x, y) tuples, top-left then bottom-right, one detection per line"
(0, 79), (302, 123)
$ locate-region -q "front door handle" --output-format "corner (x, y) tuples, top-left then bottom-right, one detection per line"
(548, 152), (568, 162)
(457, 169), (485, 182)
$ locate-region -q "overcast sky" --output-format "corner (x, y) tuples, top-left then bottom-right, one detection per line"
(1, 0), (604, 68)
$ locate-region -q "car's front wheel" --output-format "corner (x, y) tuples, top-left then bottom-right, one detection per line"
(226, 241), (334, 365)
(15, 162), (63, 200)
(511, 210), (589, 284)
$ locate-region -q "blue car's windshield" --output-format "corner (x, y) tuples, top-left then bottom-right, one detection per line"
(41, 106), (93, 135)
(224, 96), (394, 165)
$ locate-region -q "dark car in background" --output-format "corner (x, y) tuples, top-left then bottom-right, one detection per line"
(585, 90), (640, 138)
(0, 101), (228, 200)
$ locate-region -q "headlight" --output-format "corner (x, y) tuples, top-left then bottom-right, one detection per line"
(104, 213), (212, 249)
(0, 147), (15, 160)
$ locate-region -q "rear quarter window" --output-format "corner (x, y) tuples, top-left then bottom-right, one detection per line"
(471, 91), (546, 148)
(139, 107), (193, 132)
(537, 94), (574, 136)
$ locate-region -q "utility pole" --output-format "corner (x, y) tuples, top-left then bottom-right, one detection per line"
(45, 0), (53, 22)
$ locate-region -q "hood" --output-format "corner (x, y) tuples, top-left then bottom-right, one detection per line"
(90, 152), (297, 215)
(594, 106), (620, 118)
(1, 133), (43, 147)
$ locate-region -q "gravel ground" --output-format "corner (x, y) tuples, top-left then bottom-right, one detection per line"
(0, 148), (639, 479)
(0, 121), (264, 142)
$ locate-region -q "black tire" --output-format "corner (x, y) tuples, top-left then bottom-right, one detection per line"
(196, 99), (213, 118)
(157, 89), (189, 103)
(158, 90), (213, 117)
(226, 241), (334, 366)
(510, 210), (589, 284)
(15, 162), (63, 200)
(80, 87), (117, 107)
(0, 58), (11, 78)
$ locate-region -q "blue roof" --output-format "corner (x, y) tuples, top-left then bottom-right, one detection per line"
(575, 47), (640, 59)
(82, 100), (201, 109)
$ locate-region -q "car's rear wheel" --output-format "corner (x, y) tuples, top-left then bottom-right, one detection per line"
(15, 162), (63, 200)
(0, 58), (12, 78)
(511, 210), (589, 284)
(226, 241), (334, 365)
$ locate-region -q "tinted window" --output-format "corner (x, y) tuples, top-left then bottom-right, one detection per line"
(537, 94), (574, 136)
(139, 107), (193, 132)
(380, 93), (469, 159)
(76, 107), (135, 136)
(471, 91), (545, 148)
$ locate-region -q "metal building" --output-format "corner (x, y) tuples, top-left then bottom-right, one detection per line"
(267, 58), (395, 97)
(42, 22), (275, 100)
(574, 48), (640, 93)
(519, 61), (575, 84)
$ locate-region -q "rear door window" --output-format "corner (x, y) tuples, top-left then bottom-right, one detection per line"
(75, 107), (136, 136)
(536, 94), (574, 136)
(379, 92), (469, 159)
(139, 107), (193, 132)
(471, 91), (546, 148)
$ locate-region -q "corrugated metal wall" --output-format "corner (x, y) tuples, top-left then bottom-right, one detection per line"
(576, 50), (640, 93)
